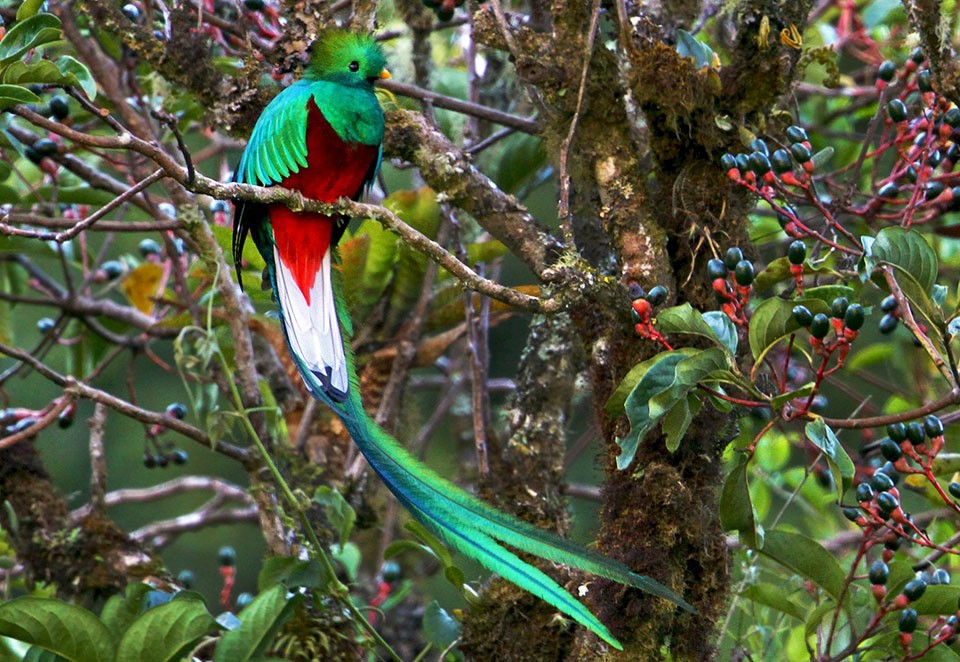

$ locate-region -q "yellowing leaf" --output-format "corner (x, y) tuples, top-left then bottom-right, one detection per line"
(121, 263), (163, 314)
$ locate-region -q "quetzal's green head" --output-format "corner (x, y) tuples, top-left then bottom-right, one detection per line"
(305, 30), (390, 87)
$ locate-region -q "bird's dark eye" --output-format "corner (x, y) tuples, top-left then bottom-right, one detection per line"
(349, 61), (360, 72)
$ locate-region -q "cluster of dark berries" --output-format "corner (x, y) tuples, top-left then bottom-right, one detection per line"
(629, 283), (671, 347)
(720, 127), (815, 196)
(707, 247), (753, 326)
(423, 0), (465, 22)
(872, 51), (960, 215)
(143, 403), (190, 468)
(883, 416), (947, 469)
(867, 554), (958, 650)
(791, 295), (865, 364)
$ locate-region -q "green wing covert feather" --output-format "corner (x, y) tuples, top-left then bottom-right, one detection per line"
(236, 80), (312, 186)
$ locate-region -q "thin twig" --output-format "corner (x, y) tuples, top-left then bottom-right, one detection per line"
(381, 79), (539, 134)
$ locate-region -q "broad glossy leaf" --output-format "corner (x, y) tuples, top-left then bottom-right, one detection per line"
(911, 585), (960, 616)
(748, 296), (830, 363)
(867, 226), (938, 293)
(55, 56), (96, 99)
(753, 256), (839, 292)
(213, 585), (301, 662)
(256, 557), (326, 592)
(0, 14), (62, 64)
(0, 84), (39, 111)
(0, 597), (114, 662)
(740, 583), (806, 621)
(761, 529), (846, 600)
(804, 418), (855, 501)
(617, 349), (701, 468)
(662, 394), (700, 452)
(719, 456), (763, 548)
(656, 303), (736, 354)
(100, 583), (152, 640)
(115, 596), (217, 662)
(16, 0), (46, 20)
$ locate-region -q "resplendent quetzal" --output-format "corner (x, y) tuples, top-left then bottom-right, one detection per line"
(232, 29), (692, 650)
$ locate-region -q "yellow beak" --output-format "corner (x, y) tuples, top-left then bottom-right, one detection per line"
(380, 69), (391, 80)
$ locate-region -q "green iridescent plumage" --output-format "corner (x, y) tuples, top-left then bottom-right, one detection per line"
(233, 30), (693, 651)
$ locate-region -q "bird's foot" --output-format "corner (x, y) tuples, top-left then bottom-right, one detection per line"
(289, 191), (307, 212)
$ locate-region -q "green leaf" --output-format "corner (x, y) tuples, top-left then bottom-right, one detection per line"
(16, 0), (46, 21)
(866, 226), (938, 293)
(55, 56), (96, 100)
(719, 455), (763, 548)
(617, 349), (723, 468)
(663, 394), (700, 452)
(422, 601), (462, 653)
(211, 224), (265, 275)
(100, 583), (152, 640)
(256, 557), (326, 592)
(748, 296), (829, 363)
(804, 418), (855, 501)
(770, 382), (815, 410)
(0, 14), (63, 64)
(753, 256), (839, 292)
(911, 585), (960, 616)
(740, 583), (806, 621)
(0, 597), (114, 662)
(114, 597), (217, 662)
(0, 84), (40, 111)
(606, 350), (693, 417)
(655, 303), (737, 354)
(313, 486), (356, 549)
(213, 585), (302, 662)
(760, 529), (847, 600)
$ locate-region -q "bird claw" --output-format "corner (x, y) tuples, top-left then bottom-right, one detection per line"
(289, 191), (307, 212)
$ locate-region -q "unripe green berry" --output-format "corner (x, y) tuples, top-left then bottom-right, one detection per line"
(887, 422), (907, 442)
(790, 142), (812, 163)
(734, 260), (755, 286)
(923, 415), (944, 438)
(724, 247), (743, 271)
(830, 297), (849, 319)
(879, 438), (903, 462)
(787, 240), (806, 266)
(707, 259), (727, 280)
(899, 608), (918, 634)
(869, 560), (890, 585)
(871, 471), (895, 492)
(785, 126), (808, 143)
(771, 149), (792, 174)
(646, 285), (668, 306)
(887, 99), (908, 122)
(810, 313), (830, 339)
(877, 61), (896, 82)
(792, 305), (813, 327)
(879, 313), (899, 334)
(903, 578), (927, 602)
(877, 491), (898, 515)
(844, 303), (865, 331)
(218, 546), (237, 567)
(906, 421), (925, 444)
(878, 182), (899, 198)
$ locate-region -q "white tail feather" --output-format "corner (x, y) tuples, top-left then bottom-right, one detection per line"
(273, 248), (349, 400)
